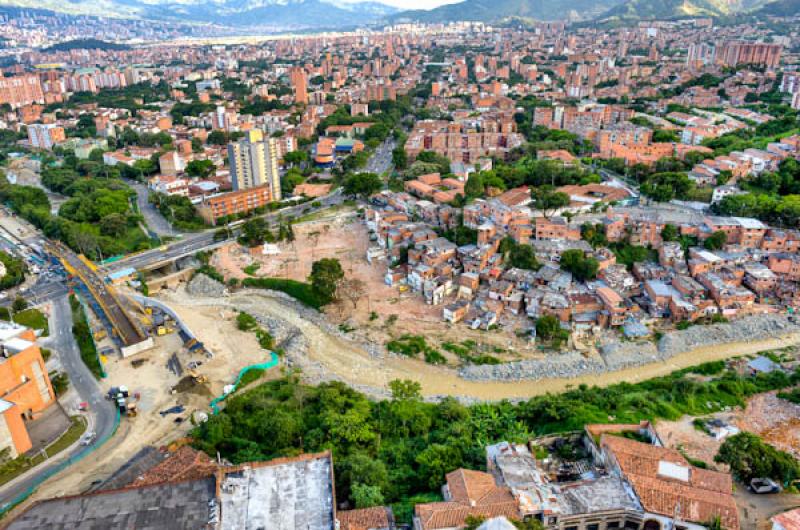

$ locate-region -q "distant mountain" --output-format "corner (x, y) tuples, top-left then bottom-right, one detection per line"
(598, 0), (768, 21)
(391, 0), (627, 23)
(0, 0), (399, 28)
(756, 0), (800, 16)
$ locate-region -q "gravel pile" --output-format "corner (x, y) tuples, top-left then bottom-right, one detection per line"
(462, 313), (800, 383)
(186, 273), (226, 298)
(600, 341), (662, 370)
(658, 313), (800, 356)
(460, 351), (607, 381)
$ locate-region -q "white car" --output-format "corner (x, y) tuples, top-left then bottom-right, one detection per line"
(80, 432), (97, 446)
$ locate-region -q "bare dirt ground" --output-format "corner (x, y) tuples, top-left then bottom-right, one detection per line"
(213, 213), (537, 361)
(25, 313), (274, 505)
(655, 415), (725, 468)
(735, 391), (800, 461)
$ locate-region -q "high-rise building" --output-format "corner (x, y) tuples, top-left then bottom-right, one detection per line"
(227, 130), (281, 198)
(687, 43), (716, 66)
(0, 73), (44, 109)
(290, 66), (308, 105)
(715, 41), (782, 68)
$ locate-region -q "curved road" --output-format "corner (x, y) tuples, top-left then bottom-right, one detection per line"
(0, 294), (117, 511)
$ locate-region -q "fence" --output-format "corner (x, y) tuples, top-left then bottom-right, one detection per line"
(0, 408), (120, 518)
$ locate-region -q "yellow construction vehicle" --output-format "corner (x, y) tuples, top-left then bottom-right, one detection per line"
(189, 370), (207, 384)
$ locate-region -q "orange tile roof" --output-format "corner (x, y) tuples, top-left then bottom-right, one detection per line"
(130, 446), (217, 488)
(773, 508), (800, 530)
(601, 435), (739, 529)
(415, 469), (520, 530)
(337, 506), (392, 530)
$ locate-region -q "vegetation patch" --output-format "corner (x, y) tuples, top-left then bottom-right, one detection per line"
(242, 277), (325, 309)
(193, 363), (799, 521)
(69, 295), (104, 379)
(12, 308), (49, 336)
(0, 415), (86, 487)
(0, 251), (25, 291)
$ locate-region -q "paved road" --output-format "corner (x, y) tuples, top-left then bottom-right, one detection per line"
(0, 294), (117, 510)
(127, 180), (175, 238)
(365, 139), (395, 175)
(104, 189), (345, 273)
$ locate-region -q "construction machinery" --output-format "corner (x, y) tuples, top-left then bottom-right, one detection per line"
(188, 370), (208, 384)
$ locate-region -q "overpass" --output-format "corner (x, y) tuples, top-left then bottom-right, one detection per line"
(102, 189), (346, 275)
(48, 242), (151, 352)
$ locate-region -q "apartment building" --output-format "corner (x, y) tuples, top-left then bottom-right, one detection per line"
(0, 73), (44, 109)
(27, 123), (65, 150)
(227, 130), (281, 198)
(715, 41), (782, 68)
(196, 184), (275, 225)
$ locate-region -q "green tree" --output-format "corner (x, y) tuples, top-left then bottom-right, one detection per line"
(392, 147), (408, 170)
(99, 213), (128, 237)
(186, 159), (215, 179)
(239, 218), (272, 247)
(535, 315), (561, 341)
(207, 130), (228, 145)
(559, 249), (598, 281)
(351, 483), (385, 509)
(390, 379), (422, 400)
(415, 443), (463, 489)
(308, 258), (344, 304)
(533, 187), (570, 218)
(715, 432), (800, 484)
(415, 151), (451, 175)
(508, 243), (539, 270)
(464, 173), (485, 198)
(191, 137), (203, 153)
(661, 224), (679, 242)
(704, 230), (727, 250)
(283, 150), (308, 167)
(12, 297), (27, 312)
(343, 172), (382, 198)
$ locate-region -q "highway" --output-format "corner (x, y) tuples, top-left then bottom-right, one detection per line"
(0, 294), (117, 511)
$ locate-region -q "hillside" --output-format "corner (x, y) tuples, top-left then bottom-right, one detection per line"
(0, 0), (398, 28)
(392, 0), (626, 23)
(599, 0), (767, 21)
(756, 0), (800, 15)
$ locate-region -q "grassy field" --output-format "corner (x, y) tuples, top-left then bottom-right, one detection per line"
(12, 309), (49, 336)
(0, 415), (86, 487)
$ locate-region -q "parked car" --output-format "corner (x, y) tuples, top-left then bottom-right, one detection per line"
(750, 477), (781, 494)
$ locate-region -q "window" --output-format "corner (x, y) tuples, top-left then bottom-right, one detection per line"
(607, 522), (620, 529)
(587, 524), (599, 530)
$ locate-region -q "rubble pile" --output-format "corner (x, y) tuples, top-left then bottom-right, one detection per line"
(186, 273), (226, 298)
